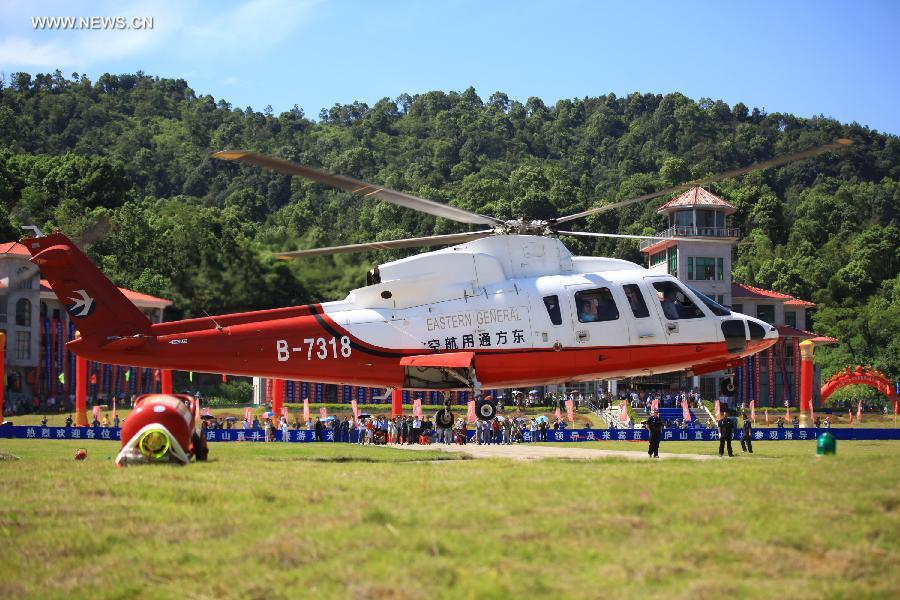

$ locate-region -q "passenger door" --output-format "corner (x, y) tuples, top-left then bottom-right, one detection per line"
(644, 276), (717, 345)
(565, 284), (630, 347)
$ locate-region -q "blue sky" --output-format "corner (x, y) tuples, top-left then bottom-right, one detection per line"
(1, 0), (898, 133)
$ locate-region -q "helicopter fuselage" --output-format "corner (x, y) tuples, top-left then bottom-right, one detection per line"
(31, 233), (777, 391)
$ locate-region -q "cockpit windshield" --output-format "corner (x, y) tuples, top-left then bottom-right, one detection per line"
(686, 285), (731, 317)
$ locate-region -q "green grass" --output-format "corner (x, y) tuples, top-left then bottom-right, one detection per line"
(0, 438), (897, 599)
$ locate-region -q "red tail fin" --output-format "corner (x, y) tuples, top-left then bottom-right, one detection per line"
(24, 232), (151, 340)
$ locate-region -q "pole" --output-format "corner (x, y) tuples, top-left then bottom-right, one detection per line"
(799, 340), (814, 428)
(0, 332), (5, 414)
(161, 369), (173, 394)
(75, 354), (88, 426)
(391, 388), (402, 418)
(272, 379), (284, 420)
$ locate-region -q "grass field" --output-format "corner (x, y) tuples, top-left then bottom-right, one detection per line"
(1, 437), (897, 599)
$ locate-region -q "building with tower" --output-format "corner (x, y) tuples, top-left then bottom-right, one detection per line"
(639, 187), (835, 406)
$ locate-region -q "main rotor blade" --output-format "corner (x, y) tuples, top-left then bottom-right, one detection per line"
(552, 138), (853, 226)
(276, 230), (495, 259)
(213, 151), (503, 227)
(558, 231), (728, 243)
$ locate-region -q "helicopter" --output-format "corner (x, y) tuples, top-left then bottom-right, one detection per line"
(24, 139), (850, 423)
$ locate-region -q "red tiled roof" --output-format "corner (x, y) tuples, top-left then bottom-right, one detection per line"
(0, 241), (31, 256)
(40, 279), (171, 306)
(639, 239), (677, 255)
(657, 187), (737, 215)
(731, 282), (815, 307)
(776, 326), (838, 345)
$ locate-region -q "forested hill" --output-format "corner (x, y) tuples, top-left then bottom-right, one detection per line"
(0, 71), (897, 379)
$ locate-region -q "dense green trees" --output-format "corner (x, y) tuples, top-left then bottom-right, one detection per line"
(0, 72), (896, 380)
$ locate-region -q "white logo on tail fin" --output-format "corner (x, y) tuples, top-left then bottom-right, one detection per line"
(66, 289), (95, 318)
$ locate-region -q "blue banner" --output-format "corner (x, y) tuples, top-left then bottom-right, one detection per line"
(3, 425), (898, 443)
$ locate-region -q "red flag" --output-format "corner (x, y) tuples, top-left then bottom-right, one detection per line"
(893, 399), (898, 424)
(466, 400), (476, 423)
(413, 398), (422, 419)
(351, 399), (359, 421)
(856, 400), (862, 423)
(651, 397), (659, 412)
(765, 408), (769, 425)
(565, 399), (574, 423)
(555, 406), (562, 422)
(681, 399), (692, 422)
(809, 398), (815, 422)
(618, 400), (629, 423)
(243, 407), (252, 422)
(111, 397), (117, 422)
(319, 406), (328, 420)
(749, 400), (756, 423)
(281, 407), (289, 420)
(848, 408), (853, 426)
(714, 399), (721, 419)
(302, 398), (310, 422)
(92, 405), (101, 421)
(221, 374), (228, 383)
(785, 403), (790, 421)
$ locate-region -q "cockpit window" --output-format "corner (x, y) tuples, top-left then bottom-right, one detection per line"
(686, 284), (731, 317)
(652, 281), (704, 320)
(543, 295), (562, 326)
(623, 284), (650, 318)
(575, 288), (619, 323)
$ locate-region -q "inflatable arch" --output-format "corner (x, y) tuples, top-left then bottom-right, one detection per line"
(820, 366), (897, 404)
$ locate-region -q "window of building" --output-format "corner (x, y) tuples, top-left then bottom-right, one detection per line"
(15, 330), (30, 360)
(667, 247), (678, 275)
(543, 295), (562, 326)
(650, 251), (666, 266)
(15, 298), (31, 327)
(575, 288), (619, 323)
(716, 257), (724, 280)
(687, 257), (694, 280)
(623, 284), (650, 318)
(757, 305), (775, 324)
(694, 257), (715, 280)
(732, 303), (743, 314)
(785, 310), (797, 328)
(652, 281), (704, 320)
(0, 300), (6, 324)
(674, 210), (693, 227)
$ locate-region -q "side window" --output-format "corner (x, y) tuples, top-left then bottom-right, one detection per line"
(652, 281), (704, 320)
(543, 295), (562, 326)
(575, 288), (619, 323)
(623, 284), (650, 318)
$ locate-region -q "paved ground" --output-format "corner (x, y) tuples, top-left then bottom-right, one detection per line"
(398, 443), (716, 461)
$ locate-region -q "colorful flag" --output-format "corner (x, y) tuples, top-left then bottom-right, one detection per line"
(893, 399), (898, 424)
(112, 397), (117, 422)
(281, 407), (289, 419)
(351, 399), (359, 421)
(57, 372), (65, 384)
(243, 407), (252, 422)
(785, 403), (790, 421)
(221, 374), (228, 383)
(565, 399), (574, 423)
(714, 399), (721, 419)
(466, 400), (476, 423)
(413, 399), (422, 419)
(765, 408), (769, 425)
(303, 398), (310, 422)
(319, 406), (328, 420)
(92, 405), (100, 421)
(848, 408), (853, 426)
(682, 399), (692, 422)
(555, 406), (562, 422)
(124, 369), (130, 382)
(809, 398), (815, 422)
(189, 371), (194, 382)
(651, 397), (659, 412)
(618, 400), (629, 423)
(856, 400), (862, 423)
(750, 400), (756, 423)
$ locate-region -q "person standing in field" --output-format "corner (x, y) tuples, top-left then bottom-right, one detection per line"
(740, 413), (753, 453)
(718, 409), (735, 457)
(644, 408), (663, 459)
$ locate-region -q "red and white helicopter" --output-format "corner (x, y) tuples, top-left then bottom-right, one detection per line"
(25, 139), (849, 430)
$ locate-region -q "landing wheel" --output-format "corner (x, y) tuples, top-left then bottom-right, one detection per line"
(476, 398), (496, 421)
(435, 409), (455, 428)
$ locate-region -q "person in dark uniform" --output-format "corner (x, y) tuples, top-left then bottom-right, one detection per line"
(644, 408), (663, 458)
(740, 413), (753, 453)
(718, 409), (735, 457)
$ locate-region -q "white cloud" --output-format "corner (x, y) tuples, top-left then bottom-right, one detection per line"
(0, 0), (320, 71)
